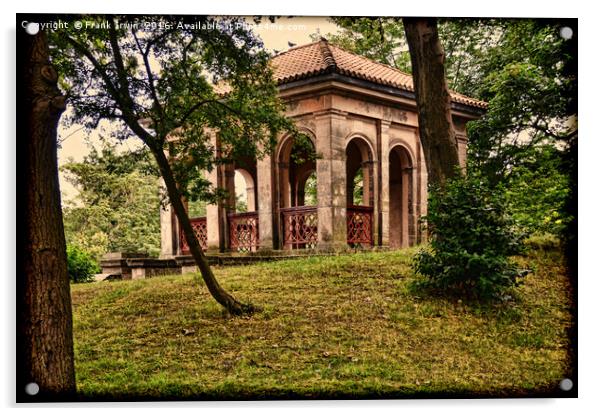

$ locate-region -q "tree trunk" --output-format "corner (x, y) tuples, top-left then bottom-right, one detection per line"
(18, 30), (76, 400)
(403, 17), (460, 187)
(153, 149), (255, 316)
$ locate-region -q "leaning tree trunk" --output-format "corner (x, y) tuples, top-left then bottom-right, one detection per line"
(403, 17), (460, 187)
(153, 150), (255, 316)
(18, 30), (76, 399)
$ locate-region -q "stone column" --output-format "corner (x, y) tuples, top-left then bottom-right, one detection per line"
(159, 177), (178, 258)
(379, 120), (391, 247)
(205, 132), (222, 253)
(315, 110), (348, 251)
(416, 130), (429, 244)
(359, 158), (379, 246)
(453, 118), (469, 171)
(256, 151), (274, 251)
(401, 167), (410, 248)
(223, 164), (236, 251)
(279, 161), (291, 208)
(457, 135), (468, 170)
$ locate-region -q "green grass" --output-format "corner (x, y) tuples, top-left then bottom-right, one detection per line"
(70, 247), (574, 399)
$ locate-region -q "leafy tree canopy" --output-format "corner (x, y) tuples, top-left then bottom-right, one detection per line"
(464, 19), (576, 179)
(51, 15), (298, 205)
(61, 140), (161, 259)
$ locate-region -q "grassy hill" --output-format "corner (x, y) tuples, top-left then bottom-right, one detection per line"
(70, 247), (574, 399)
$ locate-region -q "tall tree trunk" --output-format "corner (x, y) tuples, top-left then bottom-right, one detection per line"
(403, 17), (460, 187)
(153, 149), (255, 316)
(18, 30), (76, 400)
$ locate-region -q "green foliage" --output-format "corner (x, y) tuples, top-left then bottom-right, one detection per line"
(413, 172), (524, 300)
(455, 20), (576, 238)
(436, 19), (503, 96)
(289, 134), (317, 165)
(352, 169), (364, 205)
(187, 199), (207, 218)
(465, 20), (576, 180)
(67, 244), (100, 283)
(304, 171), (317, 206)
(50, 15), (299, 208)
(235, 194), (248, 213)
(62, 140), (161, 259)
(504, 146), (571, 236)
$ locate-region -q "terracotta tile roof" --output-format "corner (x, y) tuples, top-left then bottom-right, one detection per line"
(271, 39), (487, 110)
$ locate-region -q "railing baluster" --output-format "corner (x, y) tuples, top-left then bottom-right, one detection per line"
(179, 217), (208, 254)
(281, 206), (318, 249)
(228, 212), (259, 252)
(347, 205), (373, 248)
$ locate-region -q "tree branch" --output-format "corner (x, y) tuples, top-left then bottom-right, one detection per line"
(107, 16), (132, 104)
(63, 32), (159, 151)
(132, 29), (166, 134)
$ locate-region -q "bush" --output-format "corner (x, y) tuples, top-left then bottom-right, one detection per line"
(413, 172), (524, 300)
(66, 244), (100, 283)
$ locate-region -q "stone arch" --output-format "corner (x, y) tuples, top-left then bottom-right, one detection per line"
(224, 152), (257, 214)
(345, 136), (374, 207)
(296, 168), (317, 207)
(388, 139), (417, 168)
(344, 132), (376, 165)
(276, 128), (316, 164)
(276, 130), (317, 208)
(389, 144), (415, 248)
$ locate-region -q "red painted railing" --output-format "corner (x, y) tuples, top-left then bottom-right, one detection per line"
(228, 211), (259, 252)
(347, 205), (373, 247)
(281, 206), (318, 249)
(182, 207), (373, 253)
(180, 217), (208, 254)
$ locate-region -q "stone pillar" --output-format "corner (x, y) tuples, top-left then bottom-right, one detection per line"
(368, 158), (379, 246)
(401, 167), (410, 248)
(205, 132), (222, 253)
(159, 177), (178, 258)
(315, 110), (348, 251)
(379, 121), (391, 247)
(223, 164), (236, 251)
(279, 161), (291, 208)
(204, 171), (221, 254)
(257, 151), (274, 251)
(457, 135), (468, 170)
(453, 117), (469, 171)
(416, 131), (429, 244)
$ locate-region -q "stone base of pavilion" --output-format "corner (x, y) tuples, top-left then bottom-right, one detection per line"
(98, 247), (390, 281)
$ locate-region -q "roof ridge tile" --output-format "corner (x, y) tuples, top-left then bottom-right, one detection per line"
(319, 39), (337, 71)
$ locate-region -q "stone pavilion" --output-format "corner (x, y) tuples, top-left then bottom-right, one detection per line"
(159, 39), (486, 258)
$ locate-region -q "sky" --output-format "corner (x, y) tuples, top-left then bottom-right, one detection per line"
(57, 16), (341, 201)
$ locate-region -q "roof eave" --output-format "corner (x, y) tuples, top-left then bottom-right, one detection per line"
(277, 73), (487, 118)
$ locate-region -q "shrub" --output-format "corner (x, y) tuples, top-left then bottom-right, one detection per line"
(413, 172), (524, 300)
(66, 244), (100, 283)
